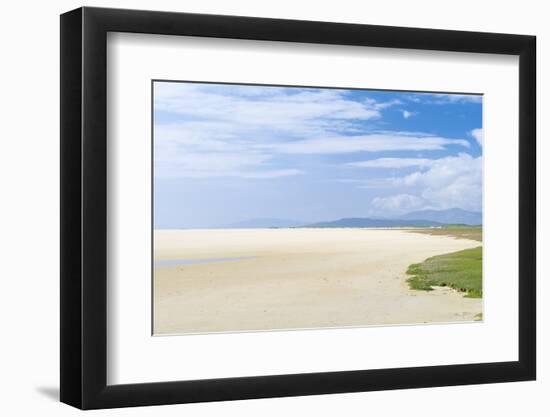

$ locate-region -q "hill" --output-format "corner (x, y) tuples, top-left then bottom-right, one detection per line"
(399, 208), (481, 225)
(303, 218), (443, 228)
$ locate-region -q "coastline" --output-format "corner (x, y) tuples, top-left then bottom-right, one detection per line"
(153, 228), (481, 335)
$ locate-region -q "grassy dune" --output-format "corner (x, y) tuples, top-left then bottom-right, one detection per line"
(406, 226), (482, 298)
(406, 246), (482, 298)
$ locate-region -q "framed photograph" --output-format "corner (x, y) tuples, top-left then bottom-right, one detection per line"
(60, 6), (536, 409)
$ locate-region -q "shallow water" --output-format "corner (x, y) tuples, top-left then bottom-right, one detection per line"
(154, 257), (254, 268)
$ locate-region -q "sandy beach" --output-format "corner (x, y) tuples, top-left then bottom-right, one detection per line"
(153, 228), (481, 335)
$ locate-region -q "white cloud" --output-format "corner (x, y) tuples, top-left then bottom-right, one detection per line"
(347, 158), (434, 169)
(155, 151), (268, 178)
(154, 83), (474, 180)
(155, 83), (382, 135)
(430, 93), (482, 104)
(262, 133), (469, 155)
(371, 194), (427, 214)
(238, 169), (304, 179)
(406, 93), (483, 105)
(470, 128), (483, 146)
(401, 110), (415, 119)
(368, 98), (403, 110)
(364, 153), (482, 214)
(155, 149), (304, 179)
(402, 152), (479, 181)
(154, 83), (397, 178)
(154, 125), (468, 177)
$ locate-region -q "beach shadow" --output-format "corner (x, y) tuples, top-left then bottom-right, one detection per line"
(36, 386), (59, 401)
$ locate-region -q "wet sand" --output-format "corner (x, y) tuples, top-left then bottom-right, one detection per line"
(153, 228), (481, 335)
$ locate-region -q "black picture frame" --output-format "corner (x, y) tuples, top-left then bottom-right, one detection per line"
(60, 6), (536, 410)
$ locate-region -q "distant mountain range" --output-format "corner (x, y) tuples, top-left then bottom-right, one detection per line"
(398, 208), (482, 225)
(217, 209), (481, 229)
(303, 218), (444, 228)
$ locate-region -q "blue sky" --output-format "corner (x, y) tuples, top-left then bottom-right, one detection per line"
(154, 81), (482, 228)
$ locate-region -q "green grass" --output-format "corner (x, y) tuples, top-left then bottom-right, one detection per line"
(409, 225), (482, 242)
(406, 246), (483, 298)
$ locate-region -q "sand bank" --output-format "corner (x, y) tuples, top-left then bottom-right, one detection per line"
(153, 228), (481, 335)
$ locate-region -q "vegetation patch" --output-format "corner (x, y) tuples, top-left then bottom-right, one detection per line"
(406, 246), (482, 298)
(409, 225), (482, 242)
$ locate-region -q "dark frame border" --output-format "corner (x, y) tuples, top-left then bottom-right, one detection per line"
(60, 6), (536, 409)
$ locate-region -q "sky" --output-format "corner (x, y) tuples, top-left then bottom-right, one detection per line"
(153, 81), (482, 228)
